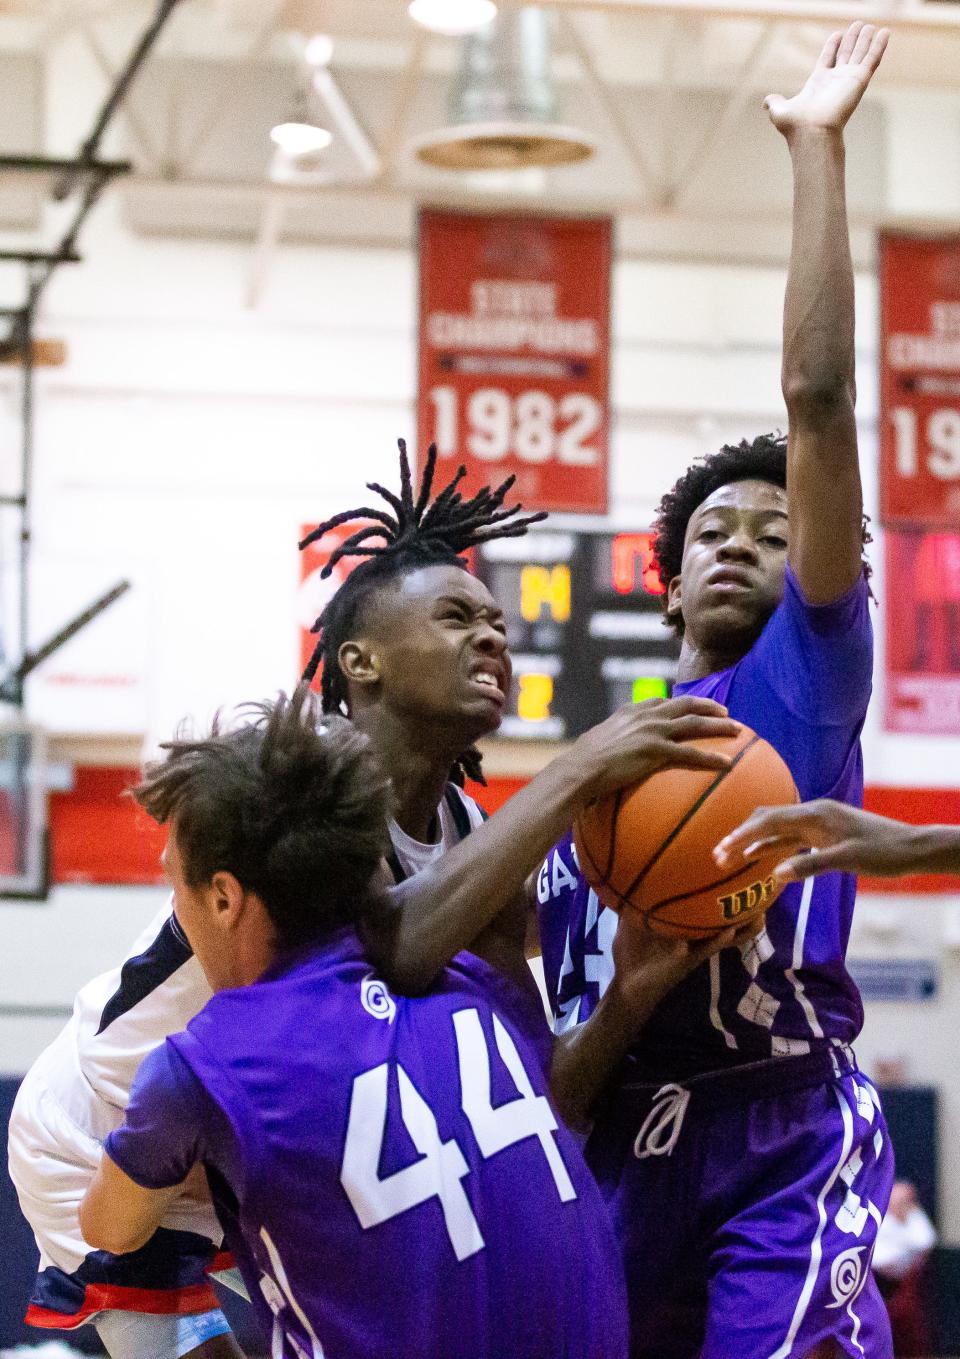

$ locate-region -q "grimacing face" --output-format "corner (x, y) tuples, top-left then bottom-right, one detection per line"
(668, 479), (789, 658)
(355, 563), (512, 742)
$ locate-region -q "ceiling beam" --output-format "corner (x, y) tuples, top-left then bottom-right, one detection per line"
(664, 20), (781, 207)
(559, 12), (658, 199)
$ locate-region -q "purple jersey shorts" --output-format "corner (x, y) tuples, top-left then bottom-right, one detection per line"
(585, 1045), (894, 1359)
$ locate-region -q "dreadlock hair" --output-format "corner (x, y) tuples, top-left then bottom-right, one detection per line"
(652, 432), (873, 636)
(299, 439), (546, 786)
(133, 687), (393, 949)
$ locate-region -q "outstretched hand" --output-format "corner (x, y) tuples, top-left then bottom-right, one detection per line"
(714, 800), (926, 883)
(573, 696), (741, 803)
(765, 21), (888, 138)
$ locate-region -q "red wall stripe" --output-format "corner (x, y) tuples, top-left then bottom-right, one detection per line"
(51, 767), (166, 886)
(50, 769), (960, 895)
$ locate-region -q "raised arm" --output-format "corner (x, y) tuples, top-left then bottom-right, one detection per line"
(770, 22), (888, 603)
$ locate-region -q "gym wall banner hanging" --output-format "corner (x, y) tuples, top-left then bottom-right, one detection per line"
(884, 528), (960, 734)
(417, 209), (611, 514)
(879, 233), (960, 529)
(879, 234), (960, 733)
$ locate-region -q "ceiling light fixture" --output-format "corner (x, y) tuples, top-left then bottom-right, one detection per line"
(408, 0), (497, 38)
(412, 8), (595, 172)
(304, 33), (335, 68)
(269, 121), (333, 158)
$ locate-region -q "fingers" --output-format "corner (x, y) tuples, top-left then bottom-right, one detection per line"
(714, 802), (825, 866)
(865, 27), (890, 74)
(817, 29), (844, 70)
(836, 20), (864, 64)
(770, 845), (854, 884)
(639, 696), (730, 721)
(836, 21), (889, 73)
(851, 22), (880, 67)
(661, 713), (741, 742)
(665, 746), (733, 773)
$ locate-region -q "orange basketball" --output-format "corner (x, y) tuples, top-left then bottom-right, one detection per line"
(573, 725), (799, 938)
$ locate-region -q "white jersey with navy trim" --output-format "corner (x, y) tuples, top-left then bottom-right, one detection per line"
(388, 783), (486, 882)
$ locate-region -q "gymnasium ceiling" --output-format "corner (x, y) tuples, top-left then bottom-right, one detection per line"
(0, 0), (958, 272)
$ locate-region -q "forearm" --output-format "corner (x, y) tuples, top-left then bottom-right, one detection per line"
(365, 753), (586, 993)
(80, 1156), (179, 1255)
(782, 129), (855, 412)
(782, 126), (863, 599)
(550, 974), (663, 1131)
(893, 823), (960, 875)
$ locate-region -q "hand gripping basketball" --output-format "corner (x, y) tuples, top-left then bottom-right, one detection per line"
(571, 696), (741, 802)
(573, 722), (799, 939)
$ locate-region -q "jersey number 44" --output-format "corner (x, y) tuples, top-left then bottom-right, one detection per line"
(340, 1006), (576, 1260)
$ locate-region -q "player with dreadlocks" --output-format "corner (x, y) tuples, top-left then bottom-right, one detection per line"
(8, 434), (753, 1359)
(536, 25), (893, 1359)
(298, 437), (758, 1122)
(300, 438), (544, 790)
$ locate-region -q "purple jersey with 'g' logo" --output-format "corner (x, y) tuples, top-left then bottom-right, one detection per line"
(106, 928), (628, 1359)
(538, 567), (872, 1071)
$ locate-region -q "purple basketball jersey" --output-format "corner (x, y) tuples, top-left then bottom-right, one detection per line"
(107, 930), (628, 1359)
(538, 567), (873, 1069)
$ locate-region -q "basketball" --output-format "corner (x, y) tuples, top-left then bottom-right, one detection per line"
(573, 725), (799, 938)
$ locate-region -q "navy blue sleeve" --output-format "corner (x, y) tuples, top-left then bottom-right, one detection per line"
(724, 567), (872, 801)
(105, 1040), (210, 1190)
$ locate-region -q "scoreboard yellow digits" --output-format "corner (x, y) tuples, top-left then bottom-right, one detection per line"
(520, 564), (571, 624)
(518, 672), (554, 723)
(474, 530), (681, 740)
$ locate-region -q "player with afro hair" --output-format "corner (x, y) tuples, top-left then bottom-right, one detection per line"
(534, 25), (896, 1359)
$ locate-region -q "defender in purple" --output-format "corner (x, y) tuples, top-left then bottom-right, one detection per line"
(79, 686), (747, 1359)
(538, 24), (893, 1359)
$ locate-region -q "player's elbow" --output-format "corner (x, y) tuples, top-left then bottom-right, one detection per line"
(782, 370), (855, 426)
(360, 907), (442, 996)
(378, 954), (439, 997)
(79, 1196), (152, 1256)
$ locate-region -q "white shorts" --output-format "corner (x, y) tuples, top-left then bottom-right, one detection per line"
(93, 1306), (233, 1359)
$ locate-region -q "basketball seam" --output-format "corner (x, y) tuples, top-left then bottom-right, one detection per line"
(577, 832), (605, 895)
(620, 734), (760, 903)
(647, 859), (766, 918)
(604, 887), (720, 937)
(602, 788), (625, 883)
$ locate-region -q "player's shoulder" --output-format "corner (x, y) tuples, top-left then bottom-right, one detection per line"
(75, 904), (204, 1041)
(444, 781), (488, 831)
(777, 564), (872, 637)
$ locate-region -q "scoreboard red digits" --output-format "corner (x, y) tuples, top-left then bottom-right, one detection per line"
(475, 529), (680, 740)
(610, 532), (664, 597)
(418, 211), (611, 514)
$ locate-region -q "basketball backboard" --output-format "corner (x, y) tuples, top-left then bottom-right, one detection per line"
(0, 724), (48, 899)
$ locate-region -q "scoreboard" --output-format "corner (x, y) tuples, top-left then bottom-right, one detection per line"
(474, 528), (681, 740)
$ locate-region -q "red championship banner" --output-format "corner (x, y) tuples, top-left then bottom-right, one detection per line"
(885, 528), (960, 733)
(880, 234), (960, 527)
(418, 209), (610, 514)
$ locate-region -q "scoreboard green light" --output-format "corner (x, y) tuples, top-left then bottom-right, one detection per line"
(631, 676), (669, 703)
